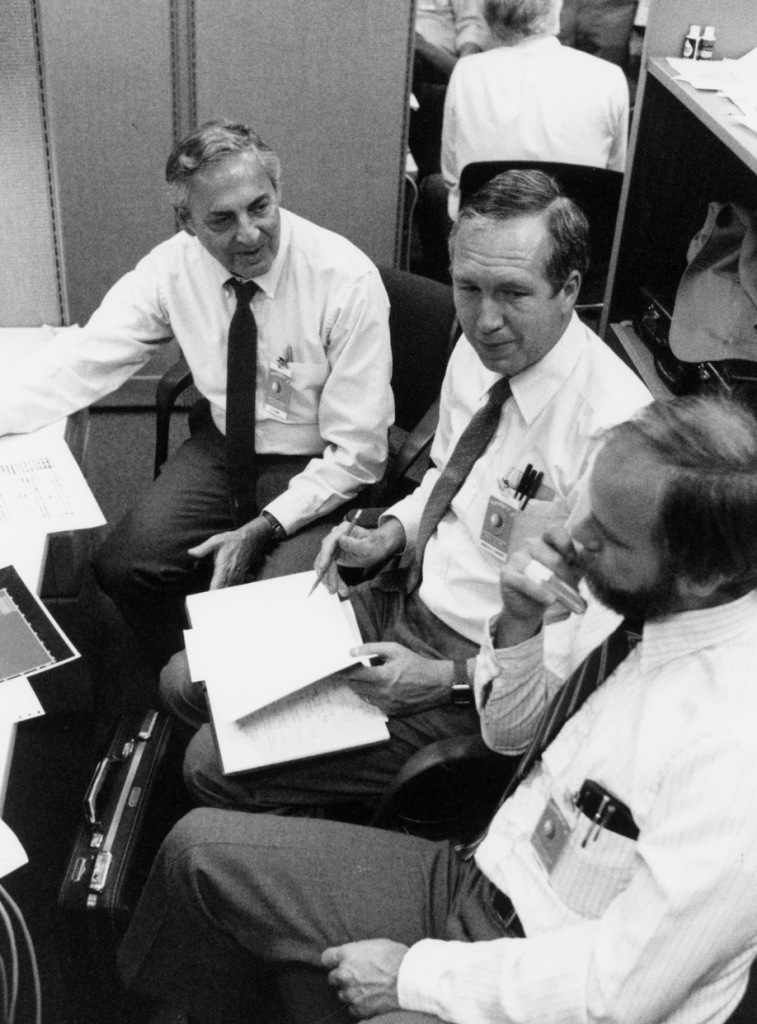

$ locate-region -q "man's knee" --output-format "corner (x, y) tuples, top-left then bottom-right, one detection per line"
(160, 651), (209, 731)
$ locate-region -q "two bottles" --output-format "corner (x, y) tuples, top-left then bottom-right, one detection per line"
(683, 24), (715, 60)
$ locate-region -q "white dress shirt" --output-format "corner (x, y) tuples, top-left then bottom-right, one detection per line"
(441, 35), (629, 217)
(399, 591), (757, 1024)
(385, 315), (651, 643)
(416, 0), (491, 56)
(0, 209), (393, 534)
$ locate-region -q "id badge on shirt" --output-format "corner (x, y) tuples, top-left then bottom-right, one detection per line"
(479, 492), (520, 561)
(264, 361), (292, 421)
(531, 795), (573, 873)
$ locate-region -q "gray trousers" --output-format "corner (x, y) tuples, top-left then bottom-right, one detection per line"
(161, 582), (481, 813)
(118, 809), (516, 1024)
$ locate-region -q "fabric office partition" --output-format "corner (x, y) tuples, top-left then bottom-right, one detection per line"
(11, 0), (414, 402)
(1, 0), (63, 326)
(195, 0), (415, 268)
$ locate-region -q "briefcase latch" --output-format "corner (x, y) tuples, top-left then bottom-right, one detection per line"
(90, 851), (112, 892)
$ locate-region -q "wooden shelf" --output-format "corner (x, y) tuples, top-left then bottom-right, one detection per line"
(648, 58), (757, 177)
(609, 322), (673, 400)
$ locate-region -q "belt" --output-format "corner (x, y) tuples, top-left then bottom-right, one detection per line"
(490, 889), (525, 938)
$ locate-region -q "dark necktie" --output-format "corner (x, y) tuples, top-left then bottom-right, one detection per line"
(460, 616), (643, 859)
(406, 376), (512, 592)
(225, 278), (259, 526)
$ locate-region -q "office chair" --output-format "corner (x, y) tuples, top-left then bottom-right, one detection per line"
(154, 267), (460, 506)
(459, 160), (624, 333)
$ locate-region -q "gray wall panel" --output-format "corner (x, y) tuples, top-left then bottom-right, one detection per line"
(40, 0), (176, 324)
(1, 0), (62, 326)
(195, 0), (413, 265)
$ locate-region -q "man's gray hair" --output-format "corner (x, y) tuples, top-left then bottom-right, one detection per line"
(602, 396), (757, 599)
(484, 0), (562, 43)
(165, 120), (282, 208)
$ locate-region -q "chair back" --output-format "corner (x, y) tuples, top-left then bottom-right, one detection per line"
(378, 266), (458, 434)
(458, 161), (623, 291)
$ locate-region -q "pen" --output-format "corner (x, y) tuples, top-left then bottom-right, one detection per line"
(308, 509), (363, 596)
(521, 470), (543, 509)
(516, 463), (534, 500)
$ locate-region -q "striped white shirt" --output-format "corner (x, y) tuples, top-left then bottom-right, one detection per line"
(399, 591), (757, 1024)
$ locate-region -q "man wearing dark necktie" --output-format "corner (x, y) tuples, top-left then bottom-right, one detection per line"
(121, 395), (757, 1024)
(162, 169), (650, 814)
(0, 120), (393, 676)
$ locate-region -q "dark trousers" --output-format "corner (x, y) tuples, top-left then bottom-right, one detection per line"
(118, 809), (515, 1024)
(93, 413), (341, 674)
(161, 583), (481, 813)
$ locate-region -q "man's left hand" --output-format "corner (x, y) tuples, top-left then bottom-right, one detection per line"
(187, 517), (273, 589)
(322, 939), (408, 1019)
(339, 643), (453, 716)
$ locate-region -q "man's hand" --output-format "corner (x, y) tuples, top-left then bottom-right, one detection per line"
(313, 517), (406, 596)
(338, 642), (452, 716)
(188, 516), (273, 590)
(495, 526), (583, 649)
(322, 939), (408, 1019)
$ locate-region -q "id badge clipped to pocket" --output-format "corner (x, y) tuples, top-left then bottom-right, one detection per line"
(480, 493), (519, 561)
(264, 361), (293, 421)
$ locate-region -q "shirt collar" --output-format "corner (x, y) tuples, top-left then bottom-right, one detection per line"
(638, 590), (757, 675)
(479, 313), (585, 424)
(509, 34), (561, 55)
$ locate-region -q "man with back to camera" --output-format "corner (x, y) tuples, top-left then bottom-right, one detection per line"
(440, 0), (629, 219)
(119, 395), (757, 1024)
(0, 120), (394, 675)
(160, 169), (651, 815)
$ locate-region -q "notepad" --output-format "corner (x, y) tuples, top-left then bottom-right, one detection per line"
(184, 571), (389, 774)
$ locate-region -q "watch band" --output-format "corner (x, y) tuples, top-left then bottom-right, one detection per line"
(259, 510), (287, 543)
(450, 660), (473, 705)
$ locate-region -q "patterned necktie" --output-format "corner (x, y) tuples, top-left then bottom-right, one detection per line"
(406, 376), (512, 592)
(225, 278), (259, 526)
(460, 616), (643, 859)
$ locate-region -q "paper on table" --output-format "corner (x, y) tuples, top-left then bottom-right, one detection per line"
(185, 571), (364, 723)
(0, 677), (44, 725)
(667, 57), (738, 91)
(0, 819), (27, 879)
(0, 431), (105, 533)
(211, 676), (389, 774)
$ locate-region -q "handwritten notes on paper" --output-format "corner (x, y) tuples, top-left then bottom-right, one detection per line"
(184, 571), (389, 774)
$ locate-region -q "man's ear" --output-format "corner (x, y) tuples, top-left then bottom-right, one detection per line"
(177, 207), (196, 236)
(560, 269), (582, 309)
(675, 573), (728, 610)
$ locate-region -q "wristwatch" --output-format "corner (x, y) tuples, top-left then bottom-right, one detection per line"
(259, 510), (287, 544)
(450, 660), (474, 705)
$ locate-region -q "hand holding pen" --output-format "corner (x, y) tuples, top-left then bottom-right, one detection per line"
(310, 512), (406, 597)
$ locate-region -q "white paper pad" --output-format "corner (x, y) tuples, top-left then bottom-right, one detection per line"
(0, 819), (27, 879)
(0, 431), (105, 533)
(0, 677), (44, 726)
(185, 571), (364, 723)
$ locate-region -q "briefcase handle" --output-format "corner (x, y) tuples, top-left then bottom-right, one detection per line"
(83, 711), (160, 828)
(84, 755), (113, 829)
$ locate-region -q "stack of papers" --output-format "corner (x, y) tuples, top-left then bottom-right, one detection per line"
(667, 46), (757, 137)
(184, 571), (389, 774)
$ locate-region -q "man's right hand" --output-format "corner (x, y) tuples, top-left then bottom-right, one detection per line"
(313, 517), (406, 596)
(495, 527), (583, 649)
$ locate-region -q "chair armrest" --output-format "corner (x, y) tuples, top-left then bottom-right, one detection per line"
(154, 356), (194, 479)
(370, 733), (519, 843)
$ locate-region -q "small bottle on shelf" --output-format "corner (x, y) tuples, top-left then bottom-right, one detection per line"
(699, 26), (715, 60)
(682, 24), (701, 59)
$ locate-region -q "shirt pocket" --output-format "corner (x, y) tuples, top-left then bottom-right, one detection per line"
(548, 820), (637, 918)
(508, 497), (565, 555)
(285, 361), (329, 423)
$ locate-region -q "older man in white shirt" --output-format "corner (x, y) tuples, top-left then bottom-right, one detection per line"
(0, 120), (393, 675)
(160, 169), (650, 816)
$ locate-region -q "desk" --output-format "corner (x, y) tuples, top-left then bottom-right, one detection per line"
(0, 327), (81, 812)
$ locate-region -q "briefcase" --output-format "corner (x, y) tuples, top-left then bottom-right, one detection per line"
(56, 709), (185, 1006)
